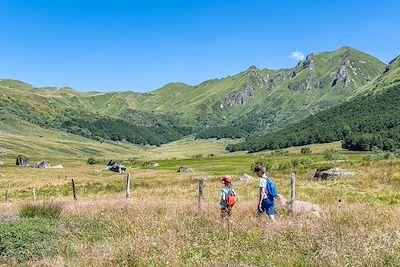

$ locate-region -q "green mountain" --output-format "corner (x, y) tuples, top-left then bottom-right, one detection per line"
(0, 46), (386, 146)
(227, 54), (400, 152)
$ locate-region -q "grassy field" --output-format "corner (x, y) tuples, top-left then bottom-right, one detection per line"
(0, 142), (399, 266)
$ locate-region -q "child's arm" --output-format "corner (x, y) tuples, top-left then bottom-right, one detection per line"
(258, 187), (265, 211)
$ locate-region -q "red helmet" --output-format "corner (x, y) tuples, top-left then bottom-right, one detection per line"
(221, 175), (232, 183)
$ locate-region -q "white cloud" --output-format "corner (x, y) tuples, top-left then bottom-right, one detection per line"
(290, 51), (305, 61)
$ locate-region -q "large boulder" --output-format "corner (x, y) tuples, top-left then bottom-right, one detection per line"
(177, 166), (194, 173)
(106, 160), (126, 173)
(32, 160), (51, 169)
(275, 194), (321, 215)
(16, 155), (29, 166)
(314, 167), (356, 180)
(238, 173), (253, 183)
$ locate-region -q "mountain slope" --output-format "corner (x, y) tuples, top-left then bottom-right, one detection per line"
(227, 54), (400, 152)
(0, 46), (386, 146)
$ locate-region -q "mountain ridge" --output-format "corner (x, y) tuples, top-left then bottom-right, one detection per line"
(0, 46), (390, 148)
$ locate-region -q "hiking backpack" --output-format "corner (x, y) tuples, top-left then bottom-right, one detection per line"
(226, 189), (237, 207)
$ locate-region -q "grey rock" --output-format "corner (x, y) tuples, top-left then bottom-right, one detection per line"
(238, 173), (253, 183)
(32, 160), (51, 169)
(107, 161), (126, 173)
(0, 160), (4, 166)
(223, 83), (257, 107)
(177, 166), (194, 173)
(314, 168), (356, 180)
(275, 194), (321, 215)
(149, 162), (159, 169)
(288, 76), (314, 91)
(52, 164), (64, 169)
(16, 155), (29, 166)
(0, 148), (6, 155)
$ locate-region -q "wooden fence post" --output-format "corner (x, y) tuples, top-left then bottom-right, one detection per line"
(125, 173), (131, 200)
(198, 177), (206, 210)
(4, 189), (8, 203)
(32, 188), (37, 201)
(290, 173), (296, 214)
(71, 179), (77, 201)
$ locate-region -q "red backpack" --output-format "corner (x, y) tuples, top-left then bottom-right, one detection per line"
(226, 189), (237, 207)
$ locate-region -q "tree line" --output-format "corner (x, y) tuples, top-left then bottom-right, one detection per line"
(227, 84), (400, 152)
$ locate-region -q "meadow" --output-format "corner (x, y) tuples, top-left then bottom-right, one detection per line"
(0, 140), (399, 266)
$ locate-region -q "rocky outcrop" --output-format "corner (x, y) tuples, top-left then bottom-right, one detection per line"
(303, 54), (315, 70)
(332, 60), (356, 87)
(16, 155), (29, 166)
(222, 83), (257, 107)
(288, 76), (314, 91)
(32, 160), (51, 169)
(0, 148), (6, 156)
(313, 168), (356, 180)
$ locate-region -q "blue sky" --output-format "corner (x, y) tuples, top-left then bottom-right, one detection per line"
(0, 0), (399, 92)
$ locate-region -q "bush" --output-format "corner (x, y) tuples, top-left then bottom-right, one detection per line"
(272, 149), (289, 156)
(0, 220), (60, 263)
(323, 149), (348, 161)
(315, 163), (334, 172)
(300, 147), (312, 155)
(251, 158), (272, 172)
(87, 157), (106, 165)
(191, 154), (204, 159)
(20, 201), (63, 219)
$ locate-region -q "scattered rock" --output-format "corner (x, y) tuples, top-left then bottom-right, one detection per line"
(238, 173), (253, 183)
(0, 148), (6, 156)
(16, 155), (30, 166)
(32, 160), (51, 169)
(313, 168), (356, 180)
(275, 194), (321, 215)
(0, 160), (4, 166)
(52, 164), (64, 169)
(106, 160), (126, 173)
(177, 166), (194, 173)
(149, 162), (160, 169)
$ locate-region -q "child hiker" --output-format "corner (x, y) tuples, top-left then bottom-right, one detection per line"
(220, 175), (237, 224)
(254, 164), (278, 223)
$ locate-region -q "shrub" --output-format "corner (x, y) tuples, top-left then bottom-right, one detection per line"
(323, 149), (348, 161)
(87, 157), (106, 165)
(272, 149), (289, 156)
(0, 220), (59, 263)
(191, 154), (204, 159)
(251, 158), (272, 172)
(300, 147), (312, 155)
(20, 201), (63, 219)
(315, 163), (334, 172)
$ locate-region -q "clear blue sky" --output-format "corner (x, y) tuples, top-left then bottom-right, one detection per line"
(0, 0), (399, 92)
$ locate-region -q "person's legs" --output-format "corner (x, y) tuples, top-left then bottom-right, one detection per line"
(266, 203), (278, 223)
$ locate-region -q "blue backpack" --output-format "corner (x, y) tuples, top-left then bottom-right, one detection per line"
(266, 178), (277, 198)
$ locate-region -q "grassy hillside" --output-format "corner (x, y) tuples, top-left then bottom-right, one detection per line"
(0, 47), (385, 146)
(228, 55), (400, 152)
